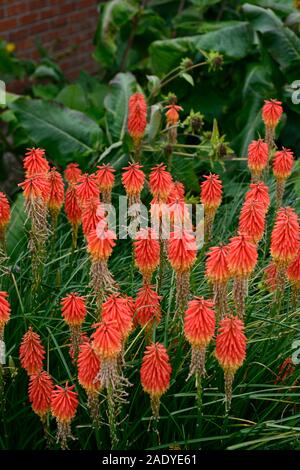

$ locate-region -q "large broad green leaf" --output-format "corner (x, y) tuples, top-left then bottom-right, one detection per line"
(55, 84), (88, 113)
(149, 22), (254, 75)
(94, 0), (138, 68)
(10, 98), (103, 165)
(243, 4), (300, 80)
(104, 72), (138, 141)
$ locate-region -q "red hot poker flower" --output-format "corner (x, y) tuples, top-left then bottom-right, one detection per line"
(200, 173), (222, 210)
(78, 341), (101, 394)
(134, 228), (160, 281)
(18, 174), (50, 203)
(135, 285), (161, 331)
(140, 342), (171, 417)
(127, 93), (147, 140)
(101, 294), (133, 340)
(95, 164), (115, 192)
(245, 182), (270, 213)
(51, 383), (78, 449)
(273, 148), (294, 181)
(64, 163), (82, 184)
(227, 233), (258, 278)
(168, 229), (197, 273)
(23, 148), (50, 177)
(270, 207), (300, 266)
(122, 163), (145, 196)
(262, 99), (283, 128)
(287, 250), (300, 289)
(81, 198), (105, 238)
(19, 327), (45, 375)
(87, 224), (116, 262)
(205, 245), (230, 320)
(76, 173), (99, 206)
(149, 164), (173, 201)
(28, 371), (54, 419)
(92, 320), (122, 360)
(238, 199), (266, 244)
(0, 192), (10, 231)
(215, 315), (246, 411)
(248, 139), (268, 177)
(48, 167), (64, 218)
(167, 181), (185, 204)
(65, 185), (82, 226)
(0, 291), (10, 338)
(61, 292), (86, 327)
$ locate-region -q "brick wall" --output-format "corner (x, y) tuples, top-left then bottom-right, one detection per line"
(0, 0), (100, 81)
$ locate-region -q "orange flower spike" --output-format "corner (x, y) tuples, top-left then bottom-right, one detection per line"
(165, 104), (183, 126)
(262, 99), (283, 129)
(48, 167), (64, 225)
(135, 284), (161, 332)
(245, 182), (270, 214)
(101, 294), (133, 340)
(18, 174), (50, 203)
(184, 297), (215, 379)
(64, 163), (82, 184)
(92, 320), (122, 360)
(227, 234), (257, 318)
(19, 327), (45, 375)
(205, 245), (230, 320)
(215, 315), (246, 412)
(167, 181), (185, 204)
(23, 147), (50, 177)
(65, 185), (82, 226)
(227, 233), (258, 278)
(205, 245), (230, 284)
(270, 207), (300, 266)
(287, 250), (300, 290)
(128, 93), (147, 141)
(273, 148), (294, 206)
(0, 192), (10, 232)
(51, 383), (78, 449)
(0, 291), (10, 338)
(149, 164), (173, 201)
(78, 341), (101, 394)
(61, 292), (86, 327)
(168, 229), (197, 273)
(95, 164), (115, 192)
(28, 371), (54, 419)
(248, 139), (268, 179)
(141, 342), (172, 418)
(76, 173), (100, 206)
(238, 199), (266, 244)
(200, 173), (222, 240)
(81, 199), (105, 238)
(87, 224), (116, 262)
(134, 228), (160, 282)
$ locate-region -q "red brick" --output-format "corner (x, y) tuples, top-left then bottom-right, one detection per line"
(0, 18), (18, 29)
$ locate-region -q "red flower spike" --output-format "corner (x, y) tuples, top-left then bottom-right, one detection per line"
(262, 99), (283, 128)
(141, 342), (171, 397)
(64, 163), (82, 184)
(87, 225), (116, 262)
(61, 292), (87, 327)
(122, 163), (145, 196)
(0, 192), (10, 231)
(200, 173), (222, 210)
(28, 371), (54, 418)
(248, 139), (268, 176)
(81, 198), (105, 237)
(19, 327), (45, 375)
(238, 199), (266, 244)
(23, 148), (49, 177)
(95, 164), (115, 192)
(273, 148), (294, 181)
(215, 315), (246, 372)
(227, 233), (258, 278)
(101, 294), (133, 340)
(287, 250), (300, 289)
(149, 164), (173, 201)
(0, 291), (10, 335)
(48, 167), (64, 212)
(51, 383), (78, 423)
(76, 173), (99, 206)
(92, 320), (122, 359)
(205, 245), (230, 283)
(134, 228), (160, 280)
(168, 229), (197, 273)
(135, 285), (161, 330)
(270, 207), (300, 266)
(65, 185), (82, 226)
(127, 93), (147, 140)
(78, 341), (101, 393)
(18, 174), (50, 203)
(245, 182), (270, 213)
(184, 297), (215, 348)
